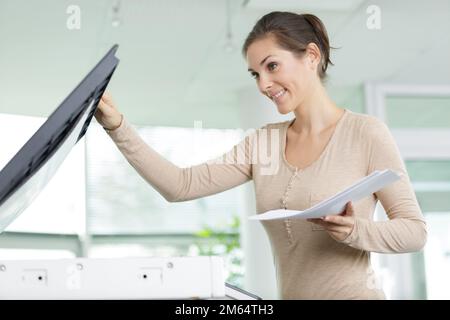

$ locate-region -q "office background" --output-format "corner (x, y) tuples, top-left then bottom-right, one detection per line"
(0, 0), (449, 299)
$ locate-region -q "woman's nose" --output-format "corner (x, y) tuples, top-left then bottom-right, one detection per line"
(258, 75), (273, 93)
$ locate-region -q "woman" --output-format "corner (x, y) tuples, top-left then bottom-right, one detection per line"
(95, 11), (427, 299)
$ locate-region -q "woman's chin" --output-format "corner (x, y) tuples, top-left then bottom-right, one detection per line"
(276, 104), (292, 115)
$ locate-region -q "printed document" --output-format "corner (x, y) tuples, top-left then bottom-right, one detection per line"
(249, 169), (401, 221)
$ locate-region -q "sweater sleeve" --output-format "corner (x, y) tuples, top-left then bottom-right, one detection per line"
(340, 118), (427, 253)
(105, 118), (254, 202)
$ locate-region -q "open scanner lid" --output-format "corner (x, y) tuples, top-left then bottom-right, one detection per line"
(0, 45), (120, 232)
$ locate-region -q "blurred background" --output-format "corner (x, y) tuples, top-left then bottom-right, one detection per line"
(0, 0), (449, 299)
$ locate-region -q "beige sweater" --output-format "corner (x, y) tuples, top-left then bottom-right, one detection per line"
(107, 109), (427, 299)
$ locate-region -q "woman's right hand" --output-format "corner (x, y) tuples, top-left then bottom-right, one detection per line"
(95, 92), (123, 130)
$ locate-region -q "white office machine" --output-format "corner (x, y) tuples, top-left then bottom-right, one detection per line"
(0, 256), (225, 299)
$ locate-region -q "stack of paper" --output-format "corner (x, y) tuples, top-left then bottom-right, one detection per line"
(249, 169), (401, 221)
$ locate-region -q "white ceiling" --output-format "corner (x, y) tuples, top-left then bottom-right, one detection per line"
(0, 0), (449, 128)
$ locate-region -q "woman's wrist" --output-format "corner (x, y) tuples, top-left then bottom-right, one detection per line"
(103, 114), (124, 131)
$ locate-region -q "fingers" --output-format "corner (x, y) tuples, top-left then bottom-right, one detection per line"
(98, 98), (106, 109)
(308, 218), (344, 227)
(100, 92), (116, 108)
(323, 215), (349, 225)
(97, 99), (110, 116)
(307, 202), (355, 241)
(308, 216), (351, 226)
(98, 93), (117, 112)
(101, 91), (113, 102)
(344, 201), (354, 216)
(307, 205), (355, 242)
(313, 201), (354, 225)
(307, 219), (348, 233)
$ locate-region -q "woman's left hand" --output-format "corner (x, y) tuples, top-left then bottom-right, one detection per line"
(307, 201), (355, 242)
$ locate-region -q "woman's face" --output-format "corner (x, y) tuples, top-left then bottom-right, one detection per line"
(246, 36), (319, 114)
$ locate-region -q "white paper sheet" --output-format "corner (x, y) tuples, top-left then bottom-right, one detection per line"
(249, 169), (401, 221)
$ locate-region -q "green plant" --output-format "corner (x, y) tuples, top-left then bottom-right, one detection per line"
(193, 216), (244, 286)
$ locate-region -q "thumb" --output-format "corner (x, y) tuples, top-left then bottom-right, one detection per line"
(344, 201), (354, 217)
(101, 92), (115, 107)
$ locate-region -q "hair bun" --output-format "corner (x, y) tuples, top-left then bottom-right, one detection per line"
(300, 14), (333, 75)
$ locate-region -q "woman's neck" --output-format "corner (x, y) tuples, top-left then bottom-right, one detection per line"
(291, 83), (343, 136)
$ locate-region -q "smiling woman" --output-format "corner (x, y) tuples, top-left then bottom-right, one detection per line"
(94, 11), (427, 300)
(243, 12), (333, 80)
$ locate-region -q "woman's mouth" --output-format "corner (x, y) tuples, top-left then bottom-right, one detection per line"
(270, 89), (287, 102)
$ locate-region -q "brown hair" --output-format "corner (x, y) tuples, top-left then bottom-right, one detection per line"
(242, 11), (334, 80)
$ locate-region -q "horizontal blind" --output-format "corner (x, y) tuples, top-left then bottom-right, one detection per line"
(86, 122), (245, 235)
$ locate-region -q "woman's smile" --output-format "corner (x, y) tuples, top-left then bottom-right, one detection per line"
(268, 88), (287, 103)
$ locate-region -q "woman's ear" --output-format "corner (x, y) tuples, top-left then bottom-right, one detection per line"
(305, 42), (321, 71)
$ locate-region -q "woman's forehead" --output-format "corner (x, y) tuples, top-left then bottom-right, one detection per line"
(247, 37), (280, 56)
(246, 39), (290, 68)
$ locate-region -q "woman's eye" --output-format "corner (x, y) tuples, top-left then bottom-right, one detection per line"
(267, 62), (278, 71)
(250, 72), (259, 79)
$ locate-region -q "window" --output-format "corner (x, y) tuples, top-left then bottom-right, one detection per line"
(386, 96), (450, 128)
(365, 83), (450, 299)
(85, 123), (245, 235)
(407, 160), (450, 299)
